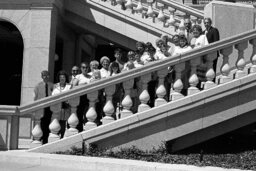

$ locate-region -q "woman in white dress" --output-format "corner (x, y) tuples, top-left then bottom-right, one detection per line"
(100, 56), (111, 79)
(190, 25), (209, 49)
(52, 70), (72, 138)
(190, 25), (209, 87)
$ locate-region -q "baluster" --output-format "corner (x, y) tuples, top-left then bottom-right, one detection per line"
(30, 109), (44, 148)
(235, 42), (248, 78)
(84, 91), (99, 131)
(146, 0), (154, 18)
(249, 39), (256, 73)
(138, 73), (151, 112)
(157, 3), (165, 23)
(135, 0), (143, 13)
(219, 47), (233, 84)
(125, 0), (133, 12)
(167, 7), (176, 31)
(102, 85), (116, 124)
(188, 57), (201, 95)
(64, 97), (80, 137)
(121, 79), (134, 118)
(204, 52), (218, 89)
(48, 103), (62, 143)
(170, 63), (185, 101)
(178, 13), (186, 35)
(155, 68), (168, 106)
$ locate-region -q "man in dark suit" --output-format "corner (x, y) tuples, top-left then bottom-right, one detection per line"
(34, 70), (54, 144)
(203, 17), (220, 74)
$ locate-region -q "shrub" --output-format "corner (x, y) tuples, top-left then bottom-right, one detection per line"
(55, 144), (256, 170)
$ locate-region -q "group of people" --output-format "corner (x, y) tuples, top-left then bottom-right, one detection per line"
(33, 17), (220, 144)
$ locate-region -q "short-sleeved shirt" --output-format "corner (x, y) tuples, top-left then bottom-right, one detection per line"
(75, 73), (91, 85)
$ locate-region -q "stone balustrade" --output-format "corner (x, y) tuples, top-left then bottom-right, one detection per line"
(95, 0), (204, 33)
(13, 29), (256, 148)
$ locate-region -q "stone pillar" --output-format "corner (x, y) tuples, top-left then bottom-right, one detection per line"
(155, 68), (168, 106)
(121, 79), (134, 118)
(204, 52), (218, 89)
(219, 47), (233, 84)
(170, 62), (185, 101)
(48, 103), (62, 143)
(21, 7), (57, 104)
(249, 39), (256, 73)
(30, 109), (44, 148)
(84, 91), (98, 131)
(167, 7), (176, 32)
(65, 97), (80, 137)
(188, 57), (201, 95)
(138, 73), (151, 112)
(102, 85), (116, 124)
(234, 41), (248, 78)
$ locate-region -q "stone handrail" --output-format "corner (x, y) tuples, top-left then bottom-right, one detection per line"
(0, 106), (17, 115)
(17, 28), (256, 148)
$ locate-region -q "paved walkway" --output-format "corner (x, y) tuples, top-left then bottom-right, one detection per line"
(1, 161), (85, 171)
(0, 150), (250, 171)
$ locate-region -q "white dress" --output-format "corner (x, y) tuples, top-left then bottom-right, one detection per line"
(191, 34), (209, 49)
(172, 46), (192, 56)
(52, 83), (72, 120)
(100, 68), (111, 79)
(75, 73), (92, 85)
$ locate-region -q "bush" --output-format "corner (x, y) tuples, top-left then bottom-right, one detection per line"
(55, 144), (256, 170)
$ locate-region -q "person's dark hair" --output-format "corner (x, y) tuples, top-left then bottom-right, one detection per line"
(127, 50), (135, 57)
(179, 35), (189, 47)
(114, 48), (122, 54)
(204, 17), (212, 24)
(41, 70), (49, 76)
(191, 24), (203, 35)
(56, 70), (69, 83)
(172, 34), (180, 42)
(135, 41), (145, 50)
(110, 61), (120, 75)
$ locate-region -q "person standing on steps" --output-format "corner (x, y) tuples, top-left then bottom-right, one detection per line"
(203, 17), (220, 75)
(33, 70), (54, 144)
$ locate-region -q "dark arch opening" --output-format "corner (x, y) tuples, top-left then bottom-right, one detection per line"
(0, 20), (23, 105)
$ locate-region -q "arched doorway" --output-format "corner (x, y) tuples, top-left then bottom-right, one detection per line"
(0, 20), (23, 105)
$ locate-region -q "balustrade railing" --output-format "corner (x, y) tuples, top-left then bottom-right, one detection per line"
(0, 106), (19, 150)
(91, 0), (204, 33)
(15, 29), (256, 149)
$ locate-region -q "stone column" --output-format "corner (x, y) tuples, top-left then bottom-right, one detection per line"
(30, 109), (44, 148)
(102, 85), (116, 124)
(84, 91), (99, 131)
(170, 62), (185, 101)
(188, 57), (201, 95)
(204, 52), (218, 89)
(167, 7), (176, 32)
(48, 103), (62, 143)
(121, 79), (134, 118)
(219, 47), (233, 84)
(138, 73), (151, 112)
(235, 42), (248, 78)
(64, 97), (80, 137)
(249, 39), (256, 73)
(21, 7), (57, 104)
(155, 68), (168, 106)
